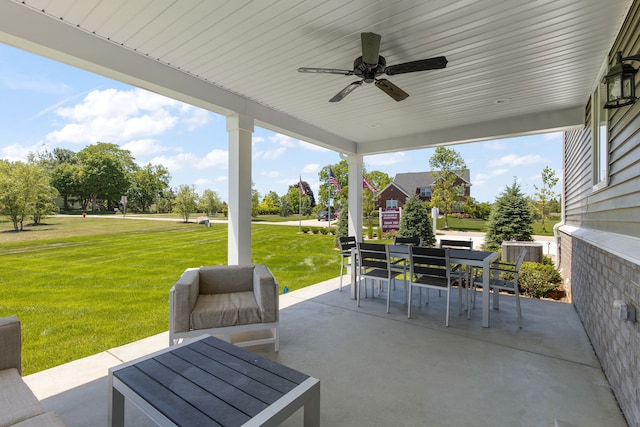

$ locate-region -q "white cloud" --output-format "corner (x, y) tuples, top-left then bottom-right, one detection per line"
(488, 153), (544, 168)
(269, 133), (298, 148)
(122, 139), (176, 159)
(149, 149), (227, 173)
(474, 168), (508, 186)
(1, 142), (45, 161)
(365, 152), (406, 166)
(44, 88), (199, 145)
(302, 163), (321, 174)
(261, 170), (280, 178)
(483, 141), (507, 151)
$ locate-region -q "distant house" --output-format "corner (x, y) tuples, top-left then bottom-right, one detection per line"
(375, 170), (471, 210)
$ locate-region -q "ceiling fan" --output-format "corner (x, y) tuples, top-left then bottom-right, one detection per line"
(298, 32), (447, 102)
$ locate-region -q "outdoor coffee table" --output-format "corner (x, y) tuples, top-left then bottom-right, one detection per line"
(108, 335), (320, 426)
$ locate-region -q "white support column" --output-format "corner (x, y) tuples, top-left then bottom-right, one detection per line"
(227, 114), (254, 265)
(347, 155), (363, 299)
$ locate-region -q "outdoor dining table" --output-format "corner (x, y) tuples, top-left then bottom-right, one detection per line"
(349, 244), (499, 327)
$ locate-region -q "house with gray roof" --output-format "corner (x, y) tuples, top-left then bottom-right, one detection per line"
(375, 170), (471, 210)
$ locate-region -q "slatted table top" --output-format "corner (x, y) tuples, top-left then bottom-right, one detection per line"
(110, 336), (317, 426)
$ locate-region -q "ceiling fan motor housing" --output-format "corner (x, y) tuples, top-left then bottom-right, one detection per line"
(354, 56), (386, 83)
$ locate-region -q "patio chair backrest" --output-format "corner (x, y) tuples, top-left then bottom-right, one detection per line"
(394, 236), (422, 246)
(338, 236), (358, 255)
(358, 242), (390, 273)
(439, 239), (473, 250)
(410, 246), (450, 281)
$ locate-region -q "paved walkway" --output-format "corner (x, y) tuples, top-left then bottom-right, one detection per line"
(59, 214), (557, 256)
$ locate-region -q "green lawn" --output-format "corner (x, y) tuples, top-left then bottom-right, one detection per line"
(436, 216), (560, 236)
(0, 217), (340, 374)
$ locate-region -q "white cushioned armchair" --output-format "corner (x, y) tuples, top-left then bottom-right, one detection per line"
(0, 316), (66, 427)
(169, 264), (279, 351)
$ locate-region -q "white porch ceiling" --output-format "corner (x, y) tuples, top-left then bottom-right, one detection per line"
(0, 0), (632, 155)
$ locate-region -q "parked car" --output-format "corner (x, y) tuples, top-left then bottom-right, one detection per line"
(317, 210), (341, 221)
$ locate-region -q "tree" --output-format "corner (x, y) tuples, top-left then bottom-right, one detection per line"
(283, 185), (312, 216)
(251, 186), (260, 218)
(198, 189), (222, 216)
(533, 166), (559, 229)
(397, 194), (435, 246)
(128, 163), (171, 213)
(49, 163), (82, 210)
(485, 179), (534, 250)
(363, 170), (391, 238)
(173, 184), (198, 222)
(334, 205), (349, 245)
(462, 197), (492, 220)
(76, 143), (137, 211)
(428, 147), (467, 229)
(317, 160), (348, 209)
(29, 148), (81, 210)
(0, 161), (58, 230)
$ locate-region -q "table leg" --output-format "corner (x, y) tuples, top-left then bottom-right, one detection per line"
(108, 380), (125, 427)
(350, 248), (357, 300)
(482, 261), (490, 327)
(303, 380), (321, 427)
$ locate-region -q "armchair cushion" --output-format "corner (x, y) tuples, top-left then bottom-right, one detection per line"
(190, 292), (262, 329)
(0, 315), (22, 374)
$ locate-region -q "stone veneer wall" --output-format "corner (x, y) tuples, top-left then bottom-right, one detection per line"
(560, 231), (640, 426)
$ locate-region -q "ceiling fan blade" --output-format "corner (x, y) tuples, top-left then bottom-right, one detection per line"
(361, 32), (382, 67)
(329, 80), (363, 102)
(375, 79), (409, 102)
(385, 56), (448, 75)
(298, 67), (354, 75)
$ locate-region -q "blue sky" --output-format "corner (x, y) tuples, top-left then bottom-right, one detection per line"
(0, 44), (562, 204)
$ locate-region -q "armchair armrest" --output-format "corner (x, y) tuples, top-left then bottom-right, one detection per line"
(0, 316), (22, 375)
(169, 268), (200, 333)
(253, 264), (279, 323)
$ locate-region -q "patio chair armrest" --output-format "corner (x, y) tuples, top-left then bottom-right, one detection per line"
(0, 316), (22, 375)
(253, 264), (279, 323)
(169, 268), (200, 333)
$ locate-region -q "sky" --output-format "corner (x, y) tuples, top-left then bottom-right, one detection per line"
(0, 44), (562, 204)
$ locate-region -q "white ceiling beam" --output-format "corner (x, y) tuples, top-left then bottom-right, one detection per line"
(358, 106), (585, 155)
(0, 1), (356, 154)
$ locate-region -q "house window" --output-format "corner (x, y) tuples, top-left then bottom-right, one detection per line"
(592, 81), (608, 190)
(419, 187), (432, 197)
(386, 199), (398, 209)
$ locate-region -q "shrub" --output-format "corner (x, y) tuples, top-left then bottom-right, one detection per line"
(485, 180), (534, 250)
(301, 226), (310, 234)
(519, 262), (562, 298)
(397, 194), (435, 246)
(319, 227), (329, 235)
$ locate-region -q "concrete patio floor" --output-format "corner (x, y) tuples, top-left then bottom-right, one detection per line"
(24, 276), (626, 427)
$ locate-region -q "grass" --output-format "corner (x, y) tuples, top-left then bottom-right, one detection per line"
(436, 216), (560, 236)
(0, 216), (340, 374)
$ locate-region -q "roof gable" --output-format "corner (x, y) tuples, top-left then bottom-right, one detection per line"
(393, 169), (470, 193)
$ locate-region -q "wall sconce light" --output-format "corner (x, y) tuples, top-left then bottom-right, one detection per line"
(604, 51), (640, 109)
